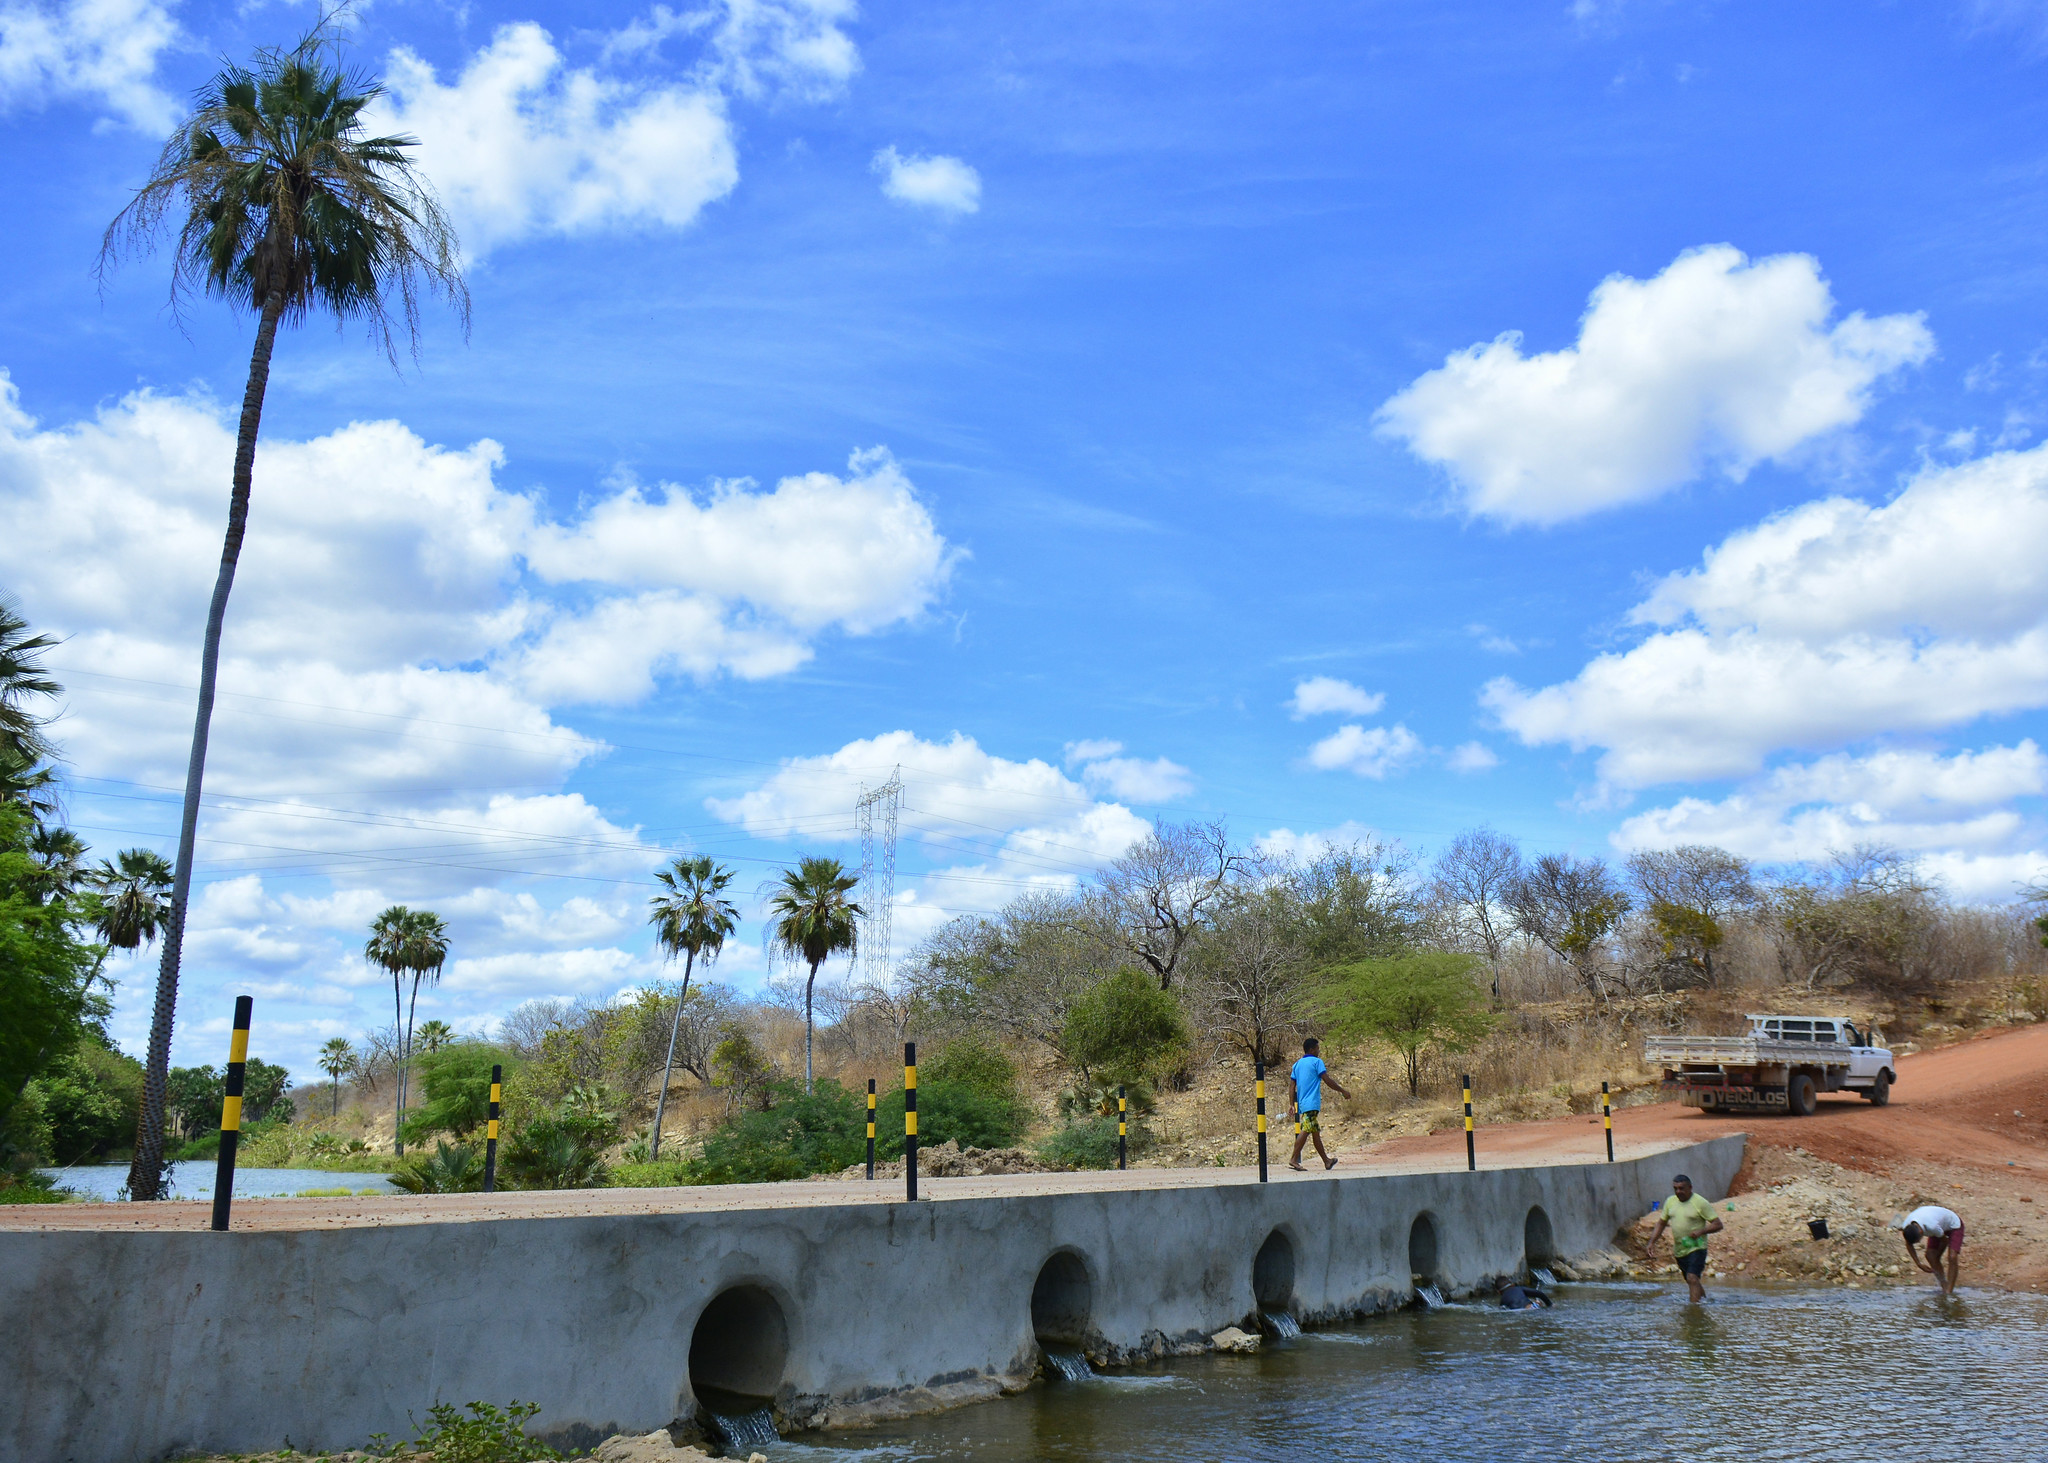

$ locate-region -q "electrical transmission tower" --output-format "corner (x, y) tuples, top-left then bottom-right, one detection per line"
(855, 766), (902, 988)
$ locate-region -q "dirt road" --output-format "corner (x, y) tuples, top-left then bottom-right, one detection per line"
(1341, 1022), (2048, 1291)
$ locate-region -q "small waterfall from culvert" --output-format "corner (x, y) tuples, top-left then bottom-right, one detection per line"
(1260, 1310), (1302, 1339)
(1415, 1284), (1447, 1310)
(1043, 1347), (1095, 1381)
(1533, 1267), (1557, 1288)
(706, 1406), (779, 1449)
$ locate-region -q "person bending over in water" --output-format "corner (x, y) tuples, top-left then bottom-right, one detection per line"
(1647, 1174), (1723, 1303)
(1899, 1206), (1965, 1297)
(1498, 1285), (1552, 1310)
(1287, 1037), (1350, 1172)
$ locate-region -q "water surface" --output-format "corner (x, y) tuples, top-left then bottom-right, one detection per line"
(36, 1164), (397, 1201)
(771, 1283), (2048, 1463)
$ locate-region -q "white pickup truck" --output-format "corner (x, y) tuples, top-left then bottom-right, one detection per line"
(1644, 1014), (1896, 1116)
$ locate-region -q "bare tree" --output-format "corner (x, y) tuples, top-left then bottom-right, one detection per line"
(1430, 828), (1524, 1000)
(904, 892), (1108, 1060)
(1506, 853), (1630, 1000)
(1090, 818), (1248, 989)
(1183, 886), (1313, 1065)
(1771, 845), (1938, 993)
(1626, 845), (1758, 988)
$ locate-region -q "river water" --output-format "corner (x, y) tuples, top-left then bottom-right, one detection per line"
(774, 1283), (2048, 1463)
(36, 1164), (397, 1201)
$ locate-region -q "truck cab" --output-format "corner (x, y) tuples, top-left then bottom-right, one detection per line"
(1751, 1015), (1892, 1084)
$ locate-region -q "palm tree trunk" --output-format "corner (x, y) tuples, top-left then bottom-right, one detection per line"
(126, 288), (286, 1202)
(391, 975), (405, 1155)
(805, 960), (820, 1094)
(400, 972), (423, 1153)
(651, 946), (697, 1162)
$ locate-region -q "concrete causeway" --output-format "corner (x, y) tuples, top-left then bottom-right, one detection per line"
(0, 1134), (1743, 1462)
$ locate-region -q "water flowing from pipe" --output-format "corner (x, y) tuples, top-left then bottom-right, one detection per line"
(707, 1406), (779, 1447)
(1261, 1310), (1302, 1339)
(1415, 1284), (1446, 1310)
(1043, 1347), (1095, 1381)
(1533, 1267), (1557, 1288)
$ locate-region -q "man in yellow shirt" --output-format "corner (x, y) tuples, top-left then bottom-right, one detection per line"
(1647, 1173), (1723, 1303)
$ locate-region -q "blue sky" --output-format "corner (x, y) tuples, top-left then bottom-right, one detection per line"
(5, 0), (2048, 1078)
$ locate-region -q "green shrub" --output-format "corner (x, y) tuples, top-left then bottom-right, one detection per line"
(923, 1037), (1021, 1102)
(31, 1040), (143, 1165)
(400, 1045), (515, 1144)
(0, 1171), (69, 1204)
(387, 1401), (562, 1462)
(1063, 967), (1190, 1089)
(500, 1103), (611, 1191)
(874, 1079), (1029, 1156)
(1034, 1115), (1128, 1170)
(610, 1160), (692, 1188)
(685, 1082), (864, 1184)
(390, 1141), (486, 1194)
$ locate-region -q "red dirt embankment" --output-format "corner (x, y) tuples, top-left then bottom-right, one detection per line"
(1341, 1022), (2048, 1291)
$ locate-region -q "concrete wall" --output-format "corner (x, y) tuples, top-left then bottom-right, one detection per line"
(0, 1136), (1741, 1463)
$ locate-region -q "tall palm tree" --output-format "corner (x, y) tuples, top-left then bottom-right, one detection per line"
(104, 28), (467, 1201)
(646, 855), (738, 1159)
(397, 907), (449, 1138)
(364, 905), (452, 1152)
(767, 856), (862, 1094)
(318, 1036), (356, 1117)
(414, 1018), (453, 1053)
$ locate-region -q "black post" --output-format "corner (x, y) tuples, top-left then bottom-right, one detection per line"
(1117, 1085), (1127, 1171)
(866, 1078), (877, 1180)
(904, 1042), (918, 1202)
(1255, 1058), (1268, 1184)
(1602, 1081), (1614, 1163)
(1462, 1073), (1475, 1172)
(483, 1064), (502, 1193)
(209, 995), (252, 1232)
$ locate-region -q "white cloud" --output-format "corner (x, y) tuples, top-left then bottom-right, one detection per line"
(375, 23), (739, 254)
(606, 0), (860, 101)
(1614, 743), (2048, 900)
(1287, 675), (1385, 719)
(708, 730), (1152, 926)
(872, 145), (982, 215)
(1060, 738), (1192, 802)
(1376, 245), (1933, 524)
(1254, 820), (1387, 863)
(1447, 741), (1499, 773)
(0, 0), (177, 128)
(1486, 440), (2048, 788)
(1304, 723), (1423, 779)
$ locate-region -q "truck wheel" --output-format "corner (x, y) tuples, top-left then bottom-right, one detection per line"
(1786, 1072), (1818, 1117)
(1863, 1072), (1891, 1106)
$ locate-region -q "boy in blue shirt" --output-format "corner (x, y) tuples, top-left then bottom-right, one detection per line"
(1288, 1037), (1350, 1172)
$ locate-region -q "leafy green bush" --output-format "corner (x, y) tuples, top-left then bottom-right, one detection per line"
(923, 1036), (1020, 1102)
(0, 1171), (69, 1204)
(390, 1140), (486, 1194)
(31, 1040), (143, 1165)
(874, 1078), (1029, 1156)
(1062, 967), (1190, 1090)
(685, 1082), (864, 1184)
(501, 1107), (610, 1191)
(1034, 1115), (1128, 1170)
(609, 1160), (692, 1188)
(384, 1401), (562, 1462)
(400, 1044), (515, 1144)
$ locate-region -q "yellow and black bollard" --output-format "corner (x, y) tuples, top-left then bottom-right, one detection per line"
(1462, 1073), (1475, 1172)
(483, 1064), (502, 1192)
(903, 1043), (918, 1202)
(867, 1078), (877, 1180)
(1254, 1058), (1268, 1183)
(210, 995), (252, 1232)
(1117, 1086), (1127, 1171)
(1602, 1081), (1613, 1163)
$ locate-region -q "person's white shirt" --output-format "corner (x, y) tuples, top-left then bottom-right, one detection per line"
(1905, 1205), (1960, 1235)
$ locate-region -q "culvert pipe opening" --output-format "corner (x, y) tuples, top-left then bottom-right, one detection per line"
(1409, 1213), (1444, 1308)
(689, 1285), (788, 1441)
(1032, 1250), (1094, 1377)
(1254, 1229), (1299, 1336)
(1524, 1205), (1557, 1284)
